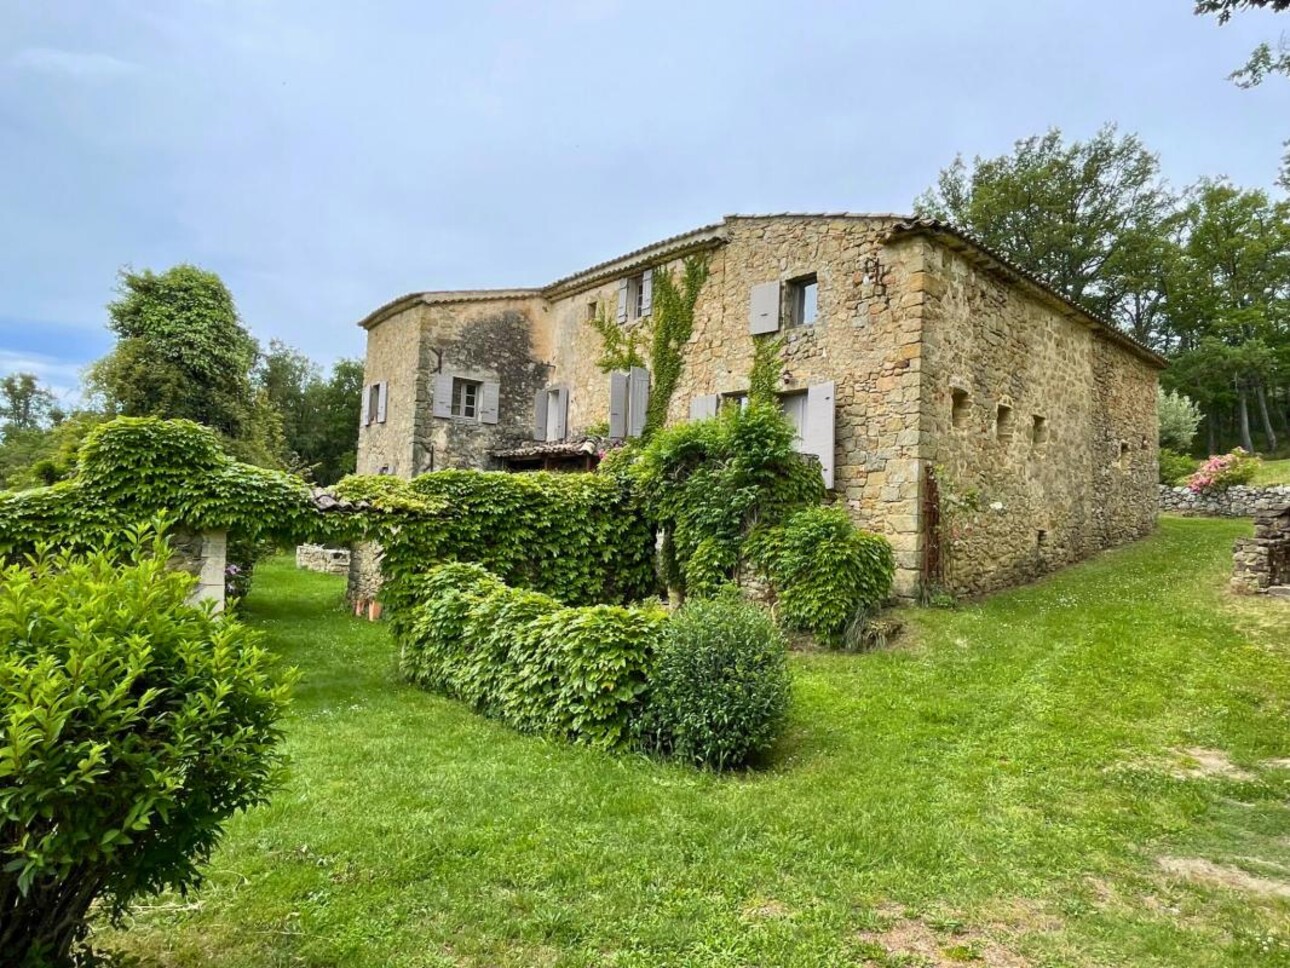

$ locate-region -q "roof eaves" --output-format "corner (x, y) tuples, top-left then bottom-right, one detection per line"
(541, 222), (729, 298)
(357, 288), (542, 330)
(886, 218), (1168, 370)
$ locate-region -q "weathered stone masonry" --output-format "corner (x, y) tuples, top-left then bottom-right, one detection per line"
(356, 214), (1164, 599)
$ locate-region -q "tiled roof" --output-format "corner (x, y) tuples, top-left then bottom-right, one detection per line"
(492, 438), (605, 460)
(358, 289), (542, 330)
(541, 222), (728, 296)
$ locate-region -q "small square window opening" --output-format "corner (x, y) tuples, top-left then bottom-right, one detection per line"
(788, 275), (818, 327)
(996, 404), (1014, 439)
(1032, 415), (1049, 445)
(951, 388), (970, 430)
(587, 300), (597, 321)
(452, 378), (482, 419)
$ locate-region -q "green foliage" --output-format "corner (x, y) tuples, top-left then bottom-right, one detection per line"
(0, 417), (322, 562)
(259, 344), (364, 484)
(1159, 448), (1201, 485)
(643, 256), (710, 436)
(638, 593), (790, 770)
(0, 530), (293, 965)
(588, 302), (648, 373)
(0, 373), (61, 433)
(748, 334), (785, 406)
(627, 403), (823, 597)
(334, 469), (657, 618)
(399, 562), (665, 748)
(1185, 448), (1262, 494)
(1158, 387), (1204, 453)
(749, 506), (895, 645)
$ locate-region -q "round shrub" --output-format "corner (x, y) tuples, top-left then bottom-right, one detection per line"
(0, 532), (294, 965)
(750, 506), (895, 644)
(1185, 448), (1261, 494)
(641, 593), (791, 770)
(1159, 448), (1200, 486)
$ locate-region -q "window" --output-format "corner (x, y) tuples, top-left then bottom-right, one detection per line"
(587, 300), (597, 321)
(617, 269), (653, 324)
(721, 392), (750, 413)
(996, 404), (1014, 439)
(452, 377), (482, 419)
(1032, 415), (1049, 445)
(366, 384), (381, 426)
(950, 388), (969, 430)
(780, 391), (808, 450)
(545, 387), (563, 442)
(787, 275), (818, 327)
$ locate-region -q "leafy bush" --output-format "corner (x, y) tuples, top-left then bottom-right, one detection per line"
(749, 506), (895, 644)
(1159, 448), (1200, 485)
(335, 470), (656, 616)
(1185, 448), (1261, 494)
(639, 593), (791, 770)
(1158, 387), (1203, 453)
(627, 403), (823, 596)
(0, 531), (293, 966)
(399, 563), (665, 748)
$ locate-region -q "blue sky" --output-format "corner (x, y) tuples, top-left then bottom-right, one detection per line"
(2, 1), (1286, 403)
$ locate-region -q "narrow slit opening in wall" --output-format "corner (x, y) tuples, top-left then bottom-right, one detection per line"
(587, 300), (597, 320)
(950, 388), (969, 430)
(1037, 529), (1048, 546)
(996, 404), (1014, 439)
(1118, 441), (1130, 467)
(1032, 415), (1048, 445)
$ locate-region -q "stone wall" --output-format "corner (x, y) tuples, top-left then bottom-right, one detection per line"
(167, 529), (227, 612)
(295, 543), (351, 576)
(1231, 506), (1290, 595)
(1160, 484), (1290, 518)
(914, 236), (1159, 598)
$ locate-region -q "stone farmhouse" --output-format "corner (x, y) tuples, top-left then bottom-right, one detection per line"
(355, 213), (1164, 598)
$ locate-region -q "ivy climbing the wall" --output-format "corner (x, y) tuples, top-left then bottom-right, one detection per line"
(748, 333), (785, 406)
(587, 299), (648, 373)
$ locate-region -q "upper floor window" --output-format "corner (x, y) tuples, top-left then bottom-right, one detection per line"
(787, 274), (818, 327)
(616, 269), (654, 324)
(452, 377), (482, 419)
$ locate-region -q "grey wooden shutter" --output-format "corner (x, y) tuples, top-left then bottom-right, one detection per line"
(533, 388), (549, 441)
(616, 279), (629, 323)
(749, 281), (782, 334)
(640, 268), (653, 316)
(376, 381), (388, 424)
(688, 393), (718, 421)
(552, 387), (569, 441)
(628, 366), (650, 437)
(480, 380), (500, 424)
(362, 385), (373, 425)
(609, 371), (628, 439)
(804, 381), (836, 489)
(432, 372), (454, 418)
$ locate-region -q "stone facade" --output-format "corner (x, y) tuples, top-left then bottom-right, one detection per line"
(295, 543), (351, 576)
(357, 214), (1164, 599)
(1160, 484), (1290, 518)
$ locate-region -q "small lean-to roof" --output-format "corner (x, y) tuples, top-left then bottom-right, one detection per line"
(356, 213), (1168, 369)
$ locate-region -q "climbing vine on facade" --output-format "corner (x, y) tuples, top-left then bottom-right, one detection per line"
(643, 255), (709, 436)
(588, 300), (648, 373)
(748, 334), (785, 405)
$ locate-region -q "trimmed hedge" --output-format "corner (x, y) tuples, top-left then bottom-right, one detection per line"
(335, 470), (657, 611)
(399, 563), (665, 748)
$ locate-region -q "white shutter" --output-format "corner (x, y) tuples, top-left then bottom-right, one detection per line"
(689, 393), (718, 421)
(362, 384), (373, 425)
(533, 388), (549, 441)
(616, 279), (629, 323)
(749, 281), (782, 335)
(480, 380), (500, 424)
(628, 366), (650, 437)
(609, 371), (628, 439)
(804, 381), (836, 489)
(376, 381), (388, 424)
(551, 387), (569, 441)
(432, 373), (454, 418)
(640, 269), (653, 316)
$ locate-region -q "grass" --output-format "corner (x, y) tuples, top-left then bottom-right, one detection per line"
(102, 517), (1290, 967)
(1252, 458), (1290, 486)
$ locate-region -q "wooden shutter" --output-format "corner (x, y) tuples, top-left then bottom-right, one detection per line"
(640, 269), (653, 316)
(376, 382), (388, 424)
(551, 387), (569, 441)
(628, 366), (650, 437)
(616, 279), (629, 323)
(432, 373), (454, 418)
(749, 281), (782, 334)
(689, 393), (718, 421)
(609, 371), (628, 439)
(533, 388), (549, 441)
(804, 381), (836, 489)
(362, 384), (373, 425)
(480, 380), (500, 424)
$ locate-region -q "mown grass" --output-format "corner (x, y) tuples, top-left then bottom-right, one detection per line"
(102, 517), (1290, 967)
(1252, 458), (1290, 486)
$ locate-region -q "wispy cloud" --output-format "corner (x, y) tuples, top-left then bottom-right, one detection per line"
(10, 47), (139, 80)
(0, 350), (88, 408)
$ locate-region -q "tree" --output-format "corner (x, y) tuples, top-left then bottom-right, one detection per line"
(89, 265), (284, 466)
(1196, 0), (1290, 186)
(257, 341), (362, 484)
(1158, 387), (1204, 452)
(915, 125), (1180, 345)
(0, 373), (61, 434)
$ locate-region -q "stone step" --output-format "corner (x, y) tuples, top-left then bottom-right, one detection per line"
(1267, 586), (1290, 600)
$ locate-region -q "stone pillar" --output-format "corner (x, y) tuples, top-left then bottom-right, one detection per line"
(347, 540), (385, 618)
(168, 529), (227, 612)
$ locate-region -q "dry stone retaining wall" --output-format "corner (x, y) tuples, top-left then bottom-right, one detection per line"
(1159, 485), (1290, 518)
(295, 543), (351, 576)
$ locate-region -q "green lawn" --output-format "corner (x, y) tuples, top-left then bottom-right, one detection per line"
(103, 518), (1290, 967)
(1253, 458), (1290, 486)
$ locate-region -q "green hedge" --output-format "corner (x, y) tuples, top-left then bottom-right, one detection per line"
(0, 417), (323, 561)
(399, 563), (665, 748)
(335, 470), (657, 611)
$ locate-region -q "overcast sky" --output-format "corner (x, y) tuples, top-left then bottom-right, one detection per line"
(2, 0), (1286, 402)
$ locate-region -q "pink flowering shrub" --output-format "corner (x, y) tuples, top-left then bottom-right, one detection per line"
(1185, 448), (1261, 494)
